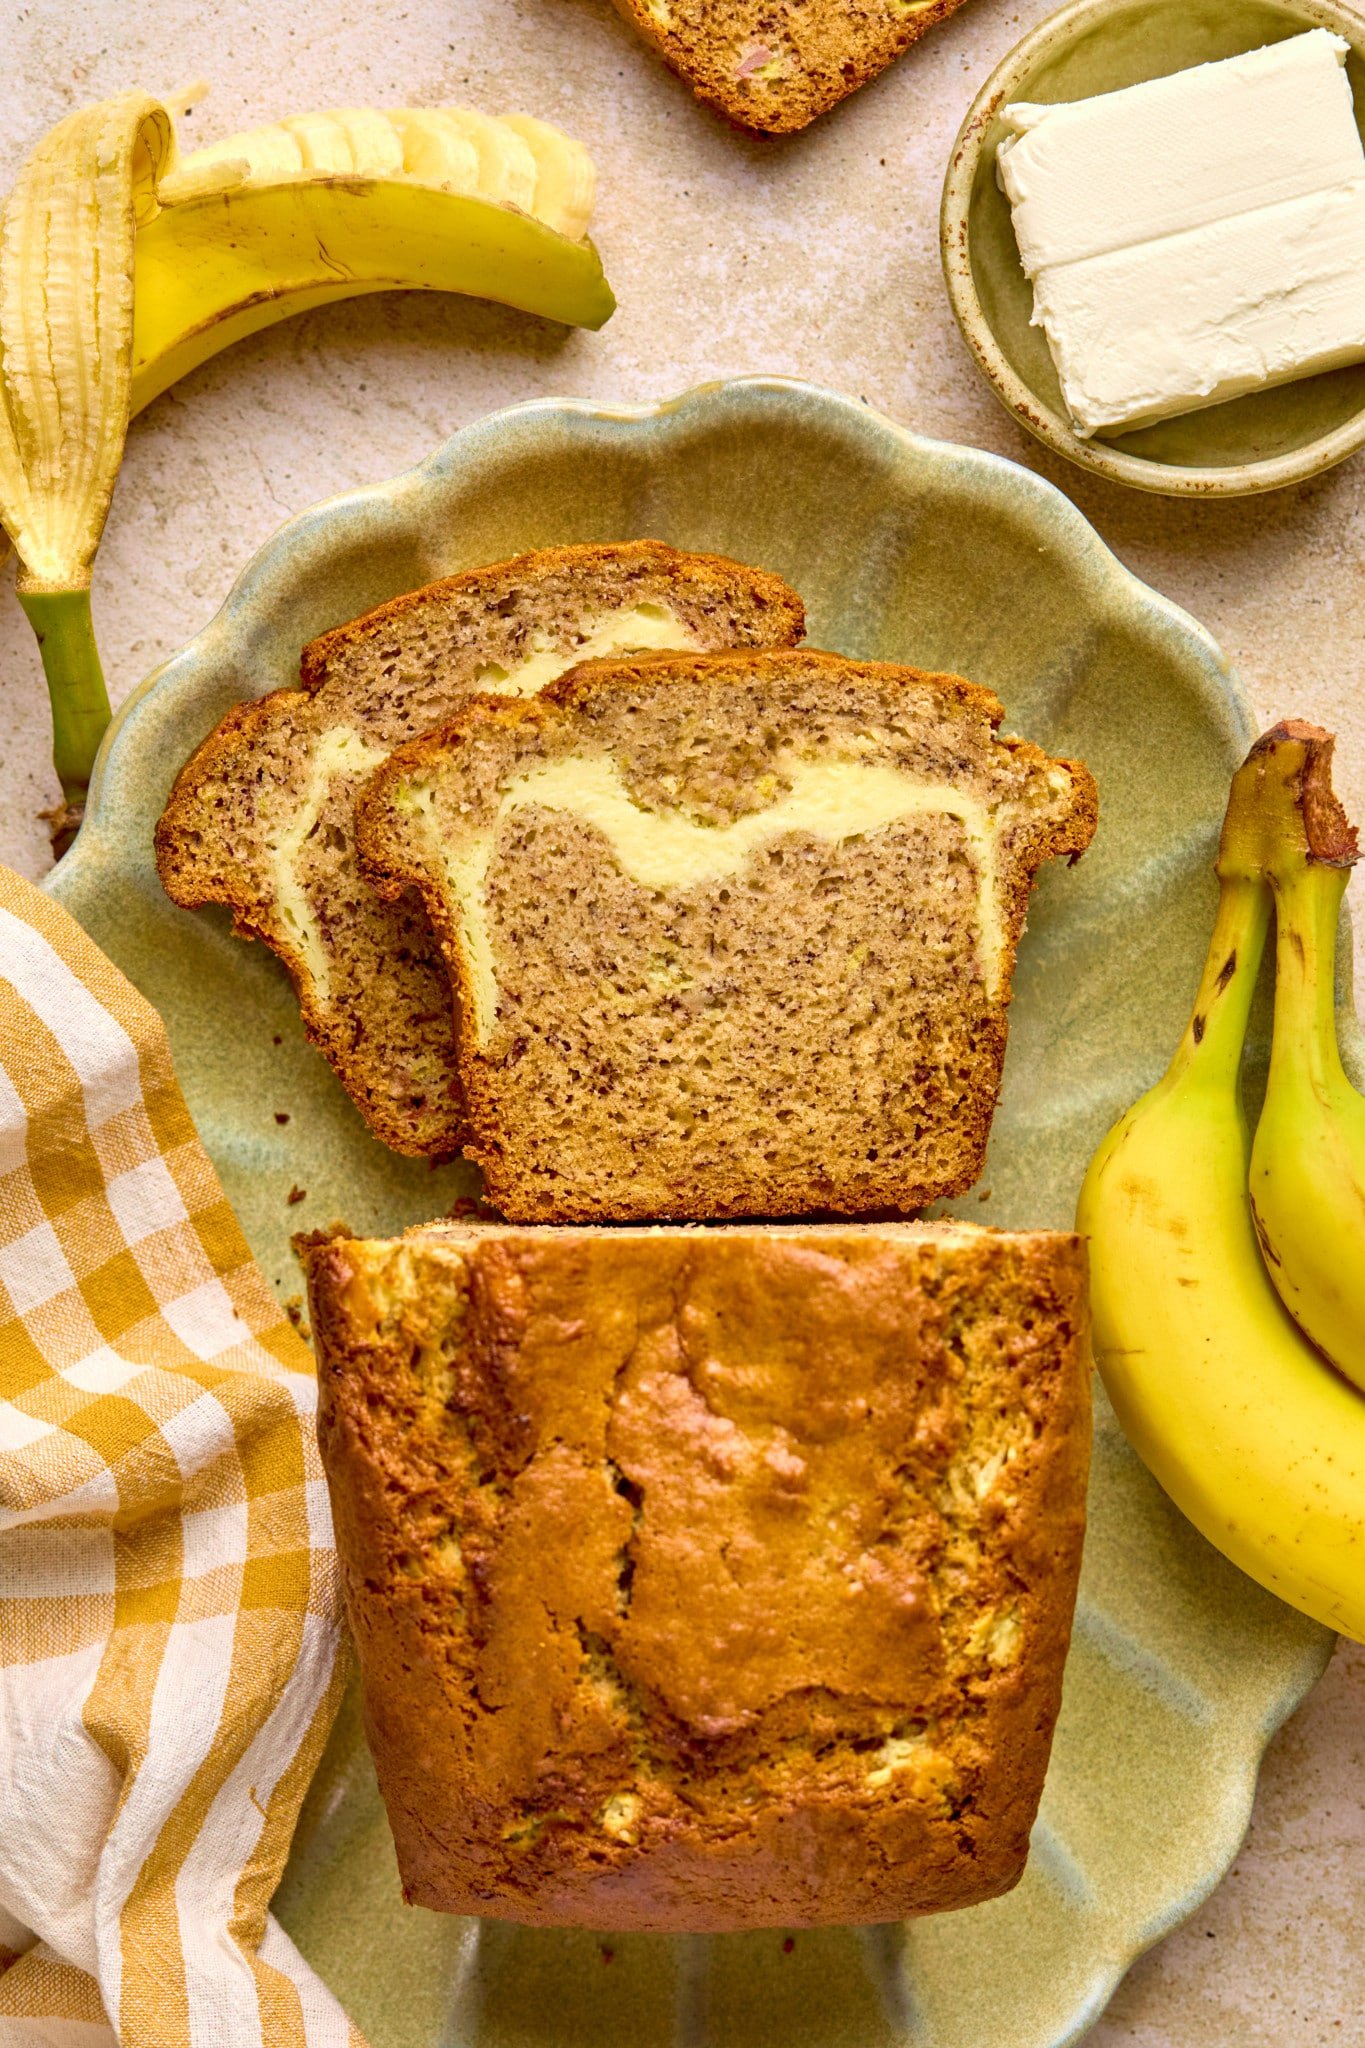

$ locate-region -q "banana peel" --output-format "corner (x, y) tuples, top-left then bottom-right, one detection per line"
(131, 176), (613, 413)
(0, 94), (174, 587)
(0, 94), (614, 849)
(1234, 724), (1365, 1392)
(1078, 724), (1365, 1641)
(132, 104), (613, 409)
(0, 92), (174, 846)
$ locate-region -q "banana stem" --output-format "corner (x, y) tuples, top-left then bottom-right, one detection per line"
(17, 584), (111, 854)
(1166, 873), (1271, 1092)
(1269, 861), (1351, 1093)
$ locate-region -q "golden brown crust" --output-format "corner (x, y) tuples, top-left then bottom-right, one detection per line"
(356, 649), (1099, 1221)
(154, 694), (458, 1154)
(156, 688), (299, 905)
(154, 690), (328, 975)
(547, 646), (1010, 725)
(298, 541), (805, 690)
(612, 0), (974, 135)
(153, 543), (805, 1158)
(300, 1218), (1092, 1930)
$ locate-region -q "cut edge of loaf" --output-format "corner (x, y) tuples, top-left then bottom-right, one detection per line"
(153, 542), (806, 1157)
(355, 649), (1099, 1219)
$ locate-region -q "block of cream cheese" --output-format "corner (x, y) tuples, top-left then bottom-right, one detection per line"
(999, 31), (1364, 273)
(1032, 181), (1365, 436)
(997, 30), (1365, 436)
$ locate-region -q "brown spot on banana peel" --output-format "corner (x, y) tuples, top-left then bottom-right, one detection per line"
(314, 236), (350, 281)
(1249, 1196), (1283, 1268)
(1192, 1013), (1205, 1044)
(1235, 721), (1360, 869)
(171, 283), (313, 352)
(1215, 950), (1237, 992)
(1116, 1171), (1189, 1237)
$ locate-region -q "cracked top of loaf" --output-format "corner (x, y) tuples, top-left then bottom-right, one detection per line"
(299, 1217), (1092, 1931)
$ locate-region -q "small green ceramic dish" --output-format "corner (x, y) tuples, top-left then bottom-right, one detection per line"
(941, 0), (1365, 496)
(48, 378), (1341, 2048)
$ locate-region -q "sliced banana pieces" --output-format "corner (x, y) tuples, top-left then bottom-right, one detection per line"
(0, 87), (610, 821)
(157, 105), (596, 241)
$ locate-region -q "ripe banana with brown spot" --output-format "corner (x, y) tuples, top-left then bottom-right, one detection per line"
(133, 104), (610, 409)
(1243, 724), (1365, 1392)
(1077, 726), (1365, 1642)
(0, 91), (612, 841)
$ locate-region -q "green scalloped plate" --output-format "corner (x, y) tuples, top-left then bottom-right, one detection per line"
(49, 378), (1341, 2048)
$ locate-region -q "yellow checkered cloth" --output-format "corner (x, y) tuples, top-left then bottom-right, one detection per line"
(0, 866), (363, 2047)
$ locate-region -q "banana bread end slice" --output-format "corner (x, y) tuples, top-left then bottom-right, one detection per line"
(613, 0), (974, 135)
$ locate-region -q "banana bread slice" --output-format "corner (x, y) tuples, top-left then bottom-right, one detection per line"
(612, 0), (973, 135)
(153, 544), (804, 1156)
(357, 650), (1098, 1221)
(299, 1216), (1092, 1932)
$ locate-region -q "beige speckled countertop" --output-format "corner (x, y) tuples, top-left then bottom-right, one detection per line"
(2, 2), (1362, 2040)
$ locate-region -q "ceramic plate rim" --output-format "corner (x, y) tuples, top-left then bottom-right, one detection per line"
(939, 0), (1365, 497)
(47, 375), (1338, 2043)
(63, 375), (1252, 868)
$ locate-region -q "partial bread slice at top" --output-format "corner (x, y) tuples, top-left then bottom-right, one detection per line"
(613, 0), (973, 134)
(357, 648), (1097, 1222)
(154, 544), (804, 1157)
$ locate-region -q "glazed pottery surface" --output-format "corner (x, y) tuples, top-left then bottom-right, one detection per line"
(942, 0), (1365, 496)
(50, 378), (1341, 2048)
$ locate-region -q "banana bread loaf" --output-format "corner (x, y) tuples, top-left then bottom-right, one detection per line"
(154, 543), (804, 1156)
(299, 1216), (1091, 1931)
(357, 649), (1098, 1221)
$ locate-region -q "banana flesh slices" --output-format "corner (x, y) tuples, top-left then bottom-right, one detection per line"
(157, 106), (596, 241)
(0, 91), (608, 589)
(0, 88), (610, 823)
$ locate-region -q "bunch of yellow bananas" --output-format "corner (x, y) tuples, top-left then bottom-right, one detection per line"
(1079, 723), (1365, 1641)
(0, 91), (612, 846)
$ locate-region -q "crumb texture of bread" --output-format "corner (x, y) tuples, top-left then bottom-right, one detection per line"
(612, 0), (973, 133)
(299, 1218), (1091, 1931)
(358, 649), (1098, 1222)
(152, 543), (804, 1157)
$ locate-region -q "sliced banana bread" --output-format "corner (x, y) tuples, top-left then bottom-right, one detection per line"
(357, 650), (1098, 1221)
(613, 0), (973, 135)
(299, 1216), (1092, 1931)
(154, 544), (804, 1155)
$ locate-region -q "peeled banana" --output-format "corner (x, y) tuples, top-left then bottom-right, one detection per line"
(0, 92), (174, 840)
(1078, 728), (1365, 1642)
(0, 91), (612, 846)
(132, 106), (611, 411)
(1242, 726), (1365, 1392)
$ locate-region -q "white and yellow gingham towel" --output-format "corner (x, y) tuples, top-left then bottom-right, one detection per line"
(0, 866), (363, 2048)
